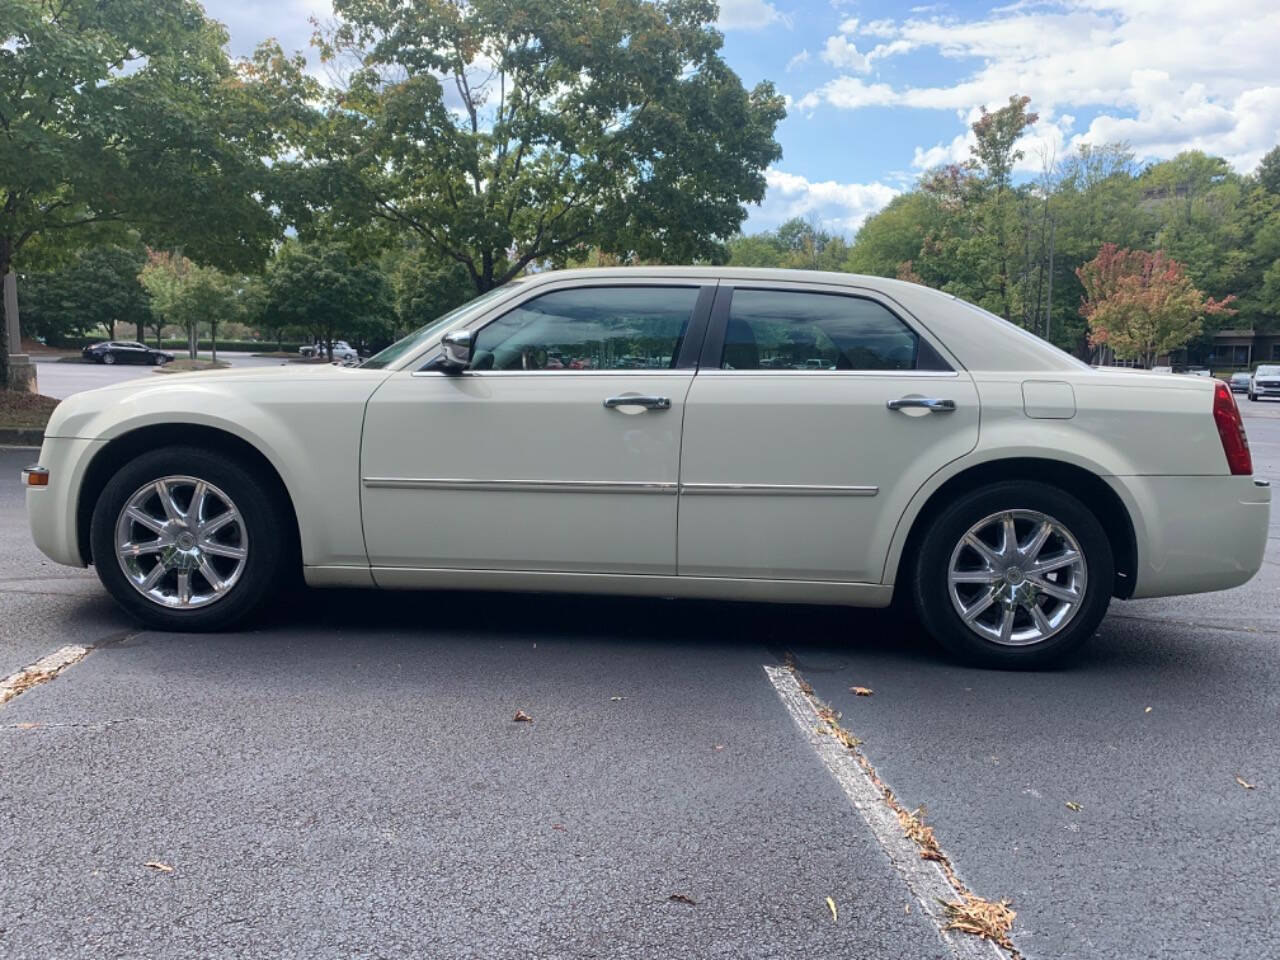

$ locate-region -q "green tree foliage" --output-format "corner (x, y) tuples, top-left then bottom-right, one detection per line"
(19, 244), (151, 344)
(0, 0), (314, 384)
(281, 0), (785, 292)
(264, 243), (394, 359)
(385, 248), (475, 340)
(727, 217), (849, 271)
(140, 251), (241, 360)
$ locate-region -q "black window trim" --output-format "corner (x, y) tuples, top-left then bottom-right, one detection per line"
(698, 283), (954, 374)
(421, 281), (718, 375)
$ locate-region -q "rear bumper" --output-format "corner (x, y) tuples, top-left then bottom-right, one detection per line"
(1111, 475), (1271, 599)
(26, 437), (103, 568)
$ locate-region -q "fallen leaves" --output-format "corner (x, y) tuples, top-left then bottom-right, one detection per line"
(512, 710), (533, 723)
(850, 686), (874, 697)
(1065, 801), (1083, 812)
(1144, 706), (1153, 713)
(825, 896), (838, 922)
(942, 894), (1016, 949)
(668, 893), (696, 906)
(609, 696), (625, 702)
(144, 862), (174, 873)
(1236, 776), (1256, 790)
(897, 806), (945, 862)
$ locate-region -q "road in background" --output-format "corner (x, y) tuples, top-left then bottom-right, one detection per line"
(31, 352), (291, 400)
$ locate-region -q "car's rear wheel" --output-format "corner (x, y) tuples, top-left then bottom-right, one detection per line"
(90, 447), (287, 631)
(911, 481), (1113, 668)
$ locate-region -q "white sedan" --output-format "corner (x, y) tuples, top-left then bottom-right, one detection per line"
(24, 267), (1269, 667)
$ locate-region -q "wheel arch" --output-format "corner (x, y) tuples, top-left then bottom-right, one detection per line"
(75, 423), (302, 568)
(889, 457), (1138, 601)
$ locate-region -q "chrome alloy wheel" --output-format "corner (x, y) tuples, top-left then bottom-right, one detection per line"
(114, 476), (248, 609)
(947, 509), (1087, 647)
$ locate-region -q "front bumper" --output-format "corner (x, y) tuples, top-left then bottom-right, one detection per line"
(26, 437), (104, 568)
(1113, 474), (1271, 599)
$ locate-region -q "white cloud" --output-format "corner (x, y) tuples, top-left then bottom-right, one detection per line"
(759, 169), (900, 232)
(822, 35), (870, 72)
(786, 49), (811, 72)
(797, 1), (1280, 173)
(717, 0), (789, 31)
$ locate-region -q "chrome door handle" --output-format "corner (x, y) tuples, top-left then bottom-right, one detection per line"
(603, 395), (671, 411)
(886, 396), (956, 412)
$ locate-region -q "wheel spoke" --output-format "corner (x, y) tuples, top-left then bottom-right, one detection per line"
(176, 571), (192, 605)
(155, 480), (182, 522)
(197, 556), (225, 593)
(1032, 550), (1079, 575)
(119, 540), (164, 558)
(998, 606), (1015, 643)
(1022, 520), (1053, 560)
(1030, 577), (1079, 603)
(199, 510), (238, 537)
(1029, 603), (1053, 636)
(961, 587), (997, 623)
(188, 481), (208, 523)
(951, 568), (1000, 584)
(1000, 514), (1018, 558)
(140, 562), (167, 591)
(962, 532), (1001, 566)
(201, 542), (246, 560)
(125, 506), (165, 535)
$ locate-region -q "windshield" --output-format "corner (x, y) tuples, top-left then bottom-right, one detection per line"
(361, 282), (524, 370)
(1256, 366), (1280, 377)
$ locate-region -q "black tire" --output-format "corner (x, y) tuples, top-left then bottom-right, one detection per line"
(911, 481), (1113, 669)
(90, 446), (289, 631)
(1249, 393), (1257, 402)
(102, 352), (116, 365)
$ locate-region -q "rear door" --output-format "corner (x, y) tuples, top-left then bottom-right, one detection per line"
(677, 282), (979, 583)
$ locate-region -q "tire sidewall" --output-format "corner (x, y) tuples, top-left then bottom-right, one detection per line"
(90, 447), (284, 631)
(912, 481), (1113, 668)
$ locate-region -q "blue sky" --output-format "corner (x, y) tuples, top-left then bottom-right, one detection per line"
(203, 0), (1280, 236)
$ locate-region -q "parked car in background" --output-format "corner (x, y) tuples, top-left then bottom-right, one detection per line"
(299, 340), (359, 362)
(82, 341), (174, 366)
(1229, 372), (1252, 393)
(27, 267), (1269, 668)
(1249, 364), (1280, 401)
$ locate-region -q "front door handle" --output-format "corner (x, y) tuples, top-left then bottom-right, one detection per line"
(886, 396), (956, 413)
(604, 395), (671, 411)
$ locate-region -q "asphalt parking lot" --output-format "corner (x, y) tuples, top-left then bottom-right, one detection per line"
(2, 396), (1278, 959)
(31, 352), (288, 399)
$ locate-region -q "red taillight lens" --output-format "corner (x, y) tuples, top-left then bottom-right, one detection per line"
(1213, 380), (1252, 476)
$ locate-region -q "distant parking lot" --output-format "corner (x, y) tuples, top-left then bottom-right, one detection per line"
(31, 352), (290, 400)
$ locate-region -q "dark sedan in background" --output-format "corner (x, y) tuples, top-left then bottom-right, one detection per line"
(82, 341), (174, 365)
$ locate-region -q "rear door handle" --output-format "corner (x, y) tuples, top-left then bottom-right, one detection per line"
(603, 395), (671, 411)
(886, 396), (956, 413)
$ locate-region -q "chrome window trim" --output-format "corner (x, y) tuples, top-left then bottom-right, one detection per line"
(411, 368), (695, 379)
(679, 483), (879, 497)
(697, 369), (960, 378)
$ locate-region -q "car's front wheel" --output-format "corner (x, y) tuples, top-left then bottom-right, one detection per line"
(911, 481), (1113, 668)
(101, 352), (115, 365)
(90, 447), (288, 631)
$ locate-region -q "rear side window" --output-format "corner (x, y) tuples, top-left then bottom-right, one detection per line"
(471, 286), (697, 371)
(720, 289), (944, 371)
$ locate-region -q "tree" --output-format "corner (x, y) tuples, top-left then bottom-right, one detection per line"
(140, 251), (239, 360)
(1077, 244), (1235, 367)
(20, 245), (152, 344)
(264, 243), (393, 359)
(387, 249), (474, 340)
(0, 0), (314, 387)
(283, 0), (785, 293)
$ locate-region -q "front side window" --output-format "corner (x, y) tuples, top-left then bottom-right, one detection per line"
(721, 289), (929, 371)
(470, 286), (698, 371)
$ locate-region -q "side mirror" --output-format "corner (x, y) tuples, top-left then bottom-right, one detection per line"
(439, 330), (472, 372)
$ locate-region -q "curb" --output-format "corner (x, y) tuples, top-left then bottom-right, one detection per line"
(0, 428), (44, 447)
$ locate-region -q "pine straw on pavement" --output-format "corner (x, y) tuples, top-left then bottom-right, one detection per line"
(0, 391), (59, 430)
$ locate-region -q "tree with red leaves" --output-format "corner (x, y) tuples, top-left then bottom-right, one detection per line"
(1077, 243), (1236, 368)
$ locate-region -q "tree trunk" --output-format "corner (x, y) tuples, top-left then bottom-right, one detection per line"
(211, 321), (218, 364)
(0, 236), (12, 389)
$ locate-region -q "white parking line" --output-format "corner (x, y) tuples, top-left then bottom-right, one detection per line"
(0, 644), (91, 707)
(764, 665), (1008, 960)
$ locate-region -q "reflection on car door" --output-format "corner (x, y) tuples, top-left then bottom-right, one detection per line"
(360, 282), (713, 576)
(678, 283), (980, 583)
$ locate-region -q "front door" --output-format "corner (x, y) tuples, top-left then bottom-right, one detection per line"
(360, 282), (712, 575)
(678, 283), (980, 583)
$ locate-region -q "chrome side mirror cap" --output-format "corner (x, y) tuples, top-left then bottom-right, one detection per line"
(439, 330), (472, 372)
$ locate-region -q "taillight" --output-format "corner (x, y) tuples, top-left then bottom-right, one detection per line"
(1213, 380), (1252, 476)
